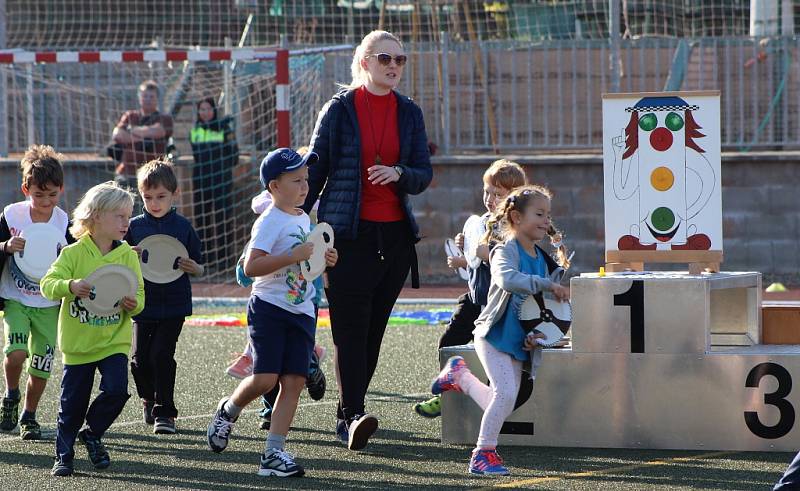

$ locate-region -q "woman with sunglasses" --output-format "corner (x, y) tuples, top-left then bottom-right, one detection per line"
(302, 30), (432, 451)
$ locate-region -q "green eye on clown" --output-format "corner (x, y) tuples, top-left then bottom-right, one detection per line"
(638, 113), (657, 131)
(665, 112), (684, 131)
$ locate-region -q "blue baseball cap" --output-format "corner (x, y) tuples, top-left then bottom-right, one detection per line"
(259, 148), (318, 188)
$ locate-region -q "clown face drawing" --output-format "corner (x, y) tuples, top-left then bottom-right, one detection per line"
(611, 96), (715, 250)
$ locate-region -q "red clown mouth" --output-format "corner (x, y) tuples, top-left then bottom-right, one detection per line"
(646, 222), (680, 242)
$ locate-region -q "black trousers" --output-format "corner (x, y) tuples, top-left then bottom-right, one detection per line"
(438, 293), (480, 349)
(131, 318), (184, 418)
(327, 220), (414, 421)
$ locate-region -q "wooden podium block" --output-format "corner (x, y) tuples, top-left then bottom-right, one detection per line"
(763, 304), (800, 344)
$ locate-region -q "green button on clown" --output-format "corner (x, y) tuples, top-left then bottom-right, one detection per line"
(611, 96), (715, 251)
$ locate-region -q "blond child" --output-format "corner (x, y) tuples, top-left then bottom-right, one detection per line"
(41, 182), (145, 477)
(206, 148), (337, 477)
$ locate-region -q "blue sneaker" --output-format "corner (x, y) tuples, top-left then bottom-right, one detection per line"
(335, 418), (348, 444)
(469, 448), (510, 476)
(431, 356), (467, 395)
(78, 429), (110, 469)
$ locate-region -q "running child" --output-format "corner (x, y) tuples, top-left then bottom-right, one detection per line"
(206, 148), (337, 477)
(0, 145), (74, 439)
(227, 187), (328, 431)
(431, 185), (570, 476)
(414, 159), (527, 418)
(124, 160), (204, 435)
(41, 181), (144, 476)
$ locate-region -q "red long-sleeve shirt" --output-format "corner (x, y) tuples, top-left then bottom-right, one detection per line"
(354, 86), (405, 222)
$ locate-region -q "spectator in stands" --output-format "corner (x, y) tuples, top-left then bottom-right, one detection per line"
(111, 80), (174, 191)
(190, 97), (239, 270)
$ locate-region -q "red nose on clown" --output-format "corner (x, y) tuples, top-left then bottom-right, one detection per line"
(611, 96), (715, 251)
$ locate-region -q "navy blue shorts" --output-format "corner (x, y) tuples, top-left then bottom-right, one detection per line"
(247, 297), (316, 377)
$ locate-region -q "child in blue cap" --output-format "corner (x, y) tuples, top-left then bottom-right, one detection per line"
(206, 148), (338, 478)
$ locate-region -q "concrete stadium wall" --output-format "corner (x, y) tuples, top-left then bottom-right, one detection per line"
(1, 152), (797, 285)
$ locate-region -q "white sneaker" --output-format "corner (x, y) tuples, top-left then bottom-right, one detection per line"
(258, 448), (305, 477)
(206, 397), (237, 453)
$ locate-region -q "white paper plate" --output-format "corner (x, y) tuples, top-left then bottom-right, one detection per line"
(83, 264), (138, 317)
(138, 234), (189, 284)
(13, 223), (67, 282)
(462, 214), (484, 267)
(519, 294), (572, 348)
(300, 223), (334, 281)
(444, 238), (469, 281)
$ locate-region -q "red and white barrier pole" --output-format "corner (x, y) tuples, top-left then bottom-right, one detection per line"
(275, 49), (290, 148)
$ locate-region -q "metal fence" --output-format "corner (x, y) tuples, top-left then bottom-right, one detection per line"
(322, 35), (800, 154)
(3, 36), (800, 156)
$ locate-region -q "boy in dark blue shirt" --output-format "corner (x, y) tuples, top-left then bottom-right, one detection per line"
(124, 160), (204, 434)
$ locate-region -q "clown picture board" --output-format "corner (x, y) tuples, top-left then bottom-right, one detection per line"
(602, 91), (722, 259)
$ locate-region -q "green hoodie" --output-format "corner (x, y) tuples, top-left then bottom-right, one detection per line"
(41, 235), (145, 365)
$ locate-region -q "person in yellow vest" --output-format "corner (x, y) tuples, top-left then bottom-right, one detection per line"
(190, 97), (239, 273)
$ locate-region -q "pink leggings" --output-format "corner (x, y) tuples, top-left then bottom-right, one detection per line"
(457, 336), (524, 448)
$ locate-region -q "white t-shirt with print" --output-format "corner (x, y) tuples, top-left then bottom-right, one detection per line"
(248, 205), (316, 318)
(0, 201), (68, 308)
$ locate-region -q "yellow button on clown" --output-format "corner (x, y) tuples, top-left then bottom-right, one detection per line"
(611, 96), (715, 251)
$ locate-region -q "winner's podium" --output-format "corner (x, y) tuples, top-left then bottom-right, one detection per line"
(441, 271), (800, 451)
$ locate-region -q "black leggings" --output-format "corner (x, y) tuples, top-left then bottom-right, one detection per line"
(326, 220), (414, 421)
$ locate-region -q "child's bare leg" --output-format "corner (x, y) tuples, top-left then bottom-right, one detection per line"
(231, 373), (278, 408)
(3, 351), (26, 393)
(23, 375), (47, 412)
(268, 374), (305, 436)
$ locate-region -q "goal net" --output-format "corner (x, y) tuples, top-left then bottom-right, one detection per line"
(0, 52), (328, 283)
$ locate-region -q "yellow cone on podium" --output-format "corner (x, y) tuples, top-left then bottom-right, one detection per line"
(765, 282), (788, 293)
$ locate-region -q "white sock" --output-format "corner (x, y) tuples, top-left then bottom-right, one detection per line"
(223, 399), (242, 418)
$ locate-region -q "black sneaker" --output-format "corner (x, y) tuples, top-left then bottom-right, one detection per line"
(347, 413), (378, 451)
(19, 418), (42, 440)
(153, 417), (176, 435)
(206, 397), (237, 453)
(258, 448), (305, 477)
(142, 400), (155, 425)
(259, 396), (272, 430)
(305, 353), (326, 401)
(51, 458), (74, 477)
(0, 396), (20, 431)
(78, 429), (110, 469)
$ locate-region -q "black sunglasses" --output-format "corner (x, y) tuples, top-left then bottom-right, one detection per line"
(367, 53), (408, 67)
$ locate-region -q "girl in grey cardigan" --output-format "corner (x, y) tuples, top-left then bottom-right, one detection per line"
(430, 185), (570, 476)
